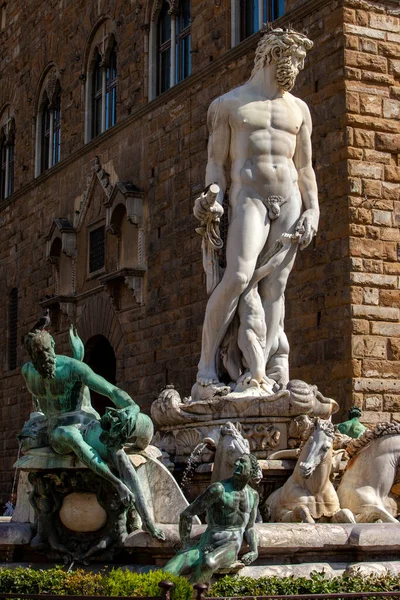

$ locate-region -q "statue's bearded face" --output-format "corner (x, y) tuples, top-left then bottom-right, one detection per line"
(275, 45), (306, 91)
(26, 331), (56, 379)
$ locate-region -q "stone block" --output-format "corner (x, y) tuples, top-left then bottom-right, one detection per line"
(345, 51), (387, 73)
(382, 182), (400, 200)
(360, 410), (392, 423)
(348, 161), (383, 179)
(372, 210), (392, 226)
(363, 287), (379, 305)
(360, 94), (382, 116)
(383, 99), (400, 119)
(352, 319), (369, 334)
(370, 14), (400, 34)
(350, 272), (397, 288)
(354, 379), (400, 394)
(352, 305), (399, 321)
(364, 150), (391, 165)
(385, 166), (400, 183)
(345, 24), (385, 40)
(380, 290), (400, 307)
(383, 395), (400, 412)
(375, 133), (400, 152)
(388, 339), (400, 361)
(362, 359), (400, 379)
(364, 395), (383, 411)
(354, 129), (375, 148)
(370, 322), (400, 337)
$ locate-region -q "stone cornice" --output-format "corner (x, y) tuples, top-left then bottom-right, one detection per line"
(0, 0), (333, 213)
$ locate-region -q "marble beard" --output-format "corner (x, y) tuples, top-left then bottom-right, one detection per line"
(192, 28), (318, 402)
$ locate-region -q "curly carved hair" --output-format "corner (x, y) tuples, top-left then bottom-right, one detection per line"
(251, 27), (313, 78)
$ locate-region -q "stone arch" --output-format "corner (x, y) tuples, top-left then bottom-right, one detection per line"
(77, 294), (124, 358)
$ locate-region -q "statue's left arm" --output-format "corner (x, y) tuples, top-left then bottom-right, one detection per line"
(293, 99), (320, 249)
(72, 360), (139, 413)
(241, 489), (259, 566)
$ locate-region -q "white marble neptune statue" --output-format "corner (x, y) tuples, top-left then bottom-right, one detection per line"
(192, 28), (319, 402)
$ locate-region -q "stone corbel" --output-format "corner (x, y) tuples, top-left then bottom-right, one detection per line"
(99, 267), (145, 306)
(124, 275), (143, 305)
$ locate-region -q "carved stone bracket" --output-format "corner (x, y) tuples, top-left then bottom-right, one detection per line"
(99, 267), (146, 307)
(39, 295), (77, 322)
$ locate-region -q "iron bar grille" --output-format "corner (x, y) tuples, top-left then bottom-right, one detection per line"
(89, 225), (105, 273)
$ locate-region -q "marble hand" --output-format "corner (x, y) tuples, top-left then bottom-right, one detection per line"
(295, 208), (319, 249)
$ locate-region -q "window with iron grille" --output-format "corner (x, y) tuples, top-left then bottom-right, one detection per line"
(240, 0), (284, 41)
(89, 226), (105, 273)
(8, 288), (18, 371)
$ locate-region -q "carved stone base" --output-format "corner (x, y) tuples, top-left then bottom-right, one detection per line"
(151, 380), (339, 462)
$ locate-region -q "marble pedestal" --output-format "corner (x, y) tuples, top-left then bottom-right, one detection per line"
(151, 381), (339, 463)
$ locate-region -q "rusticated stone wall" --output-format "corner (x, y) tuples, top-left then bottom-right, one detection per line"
(0, 0), (399, 504)
(344, 0), (400, 424)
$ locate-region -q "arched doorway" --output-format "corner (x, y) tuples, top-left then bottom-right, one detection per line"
(84, 334), (116, 416)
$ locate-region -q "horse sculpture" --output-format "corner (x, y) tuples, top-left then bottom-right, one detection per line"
(337, 422), (400, 523)
(205, 422), (262, 484)
(266, 418), (355, 523)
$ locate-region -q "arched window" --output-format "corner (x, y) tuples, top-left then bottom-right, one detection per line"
(85, 21), (118, 143)
(231, 0), (285, 46)
(35, 71), (62, 176)
(0, 107), (15, 201)
(150, 0), (191, 99)
(91, 45), (117, 138)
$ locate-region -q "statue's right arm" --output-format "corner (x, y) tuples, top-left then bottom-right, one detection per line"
(179, 483), (223, 548)
(72, 360), (139, 412)
(205, 97), (231, 204)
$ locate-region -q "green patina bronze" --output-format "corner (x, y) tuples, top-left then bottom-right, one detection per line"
(337, 407), (367, 439)
(21, 324), (165, 556)
(164, 455), (259, 584)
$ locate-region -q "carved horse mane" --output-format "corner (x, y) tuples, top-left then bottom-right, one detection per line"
(346, 421), (400, 459)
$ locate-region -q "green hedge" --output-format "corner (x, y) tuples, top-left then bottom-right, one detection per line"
(209, 571), (400, 597)
(0, 567), (192, 600)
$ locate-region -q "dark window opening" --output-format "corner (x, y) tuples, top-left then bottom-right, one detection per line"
(176, 0), (191, 83)
(89, 226), (105, 273)
(93, 53), (103, 138)
(8, 288), (18, 370)
(84, 335), (116, 416)
(240, 0), (284, 41)
(105, 47), (117, 130)
(52, 86), (61, 166)
(157, 0), (191, 96)
(158, 2), (172, 94)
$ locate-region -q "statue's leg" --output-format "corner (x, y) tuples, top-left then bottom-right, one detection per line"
(191, 542), (239, 583)
(259, 192), (302, 371)
(50, 426), (133, 506)
(197, 193), (269, 386)
(164, 548), (202, 576)
(112, 449), (166, 540)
